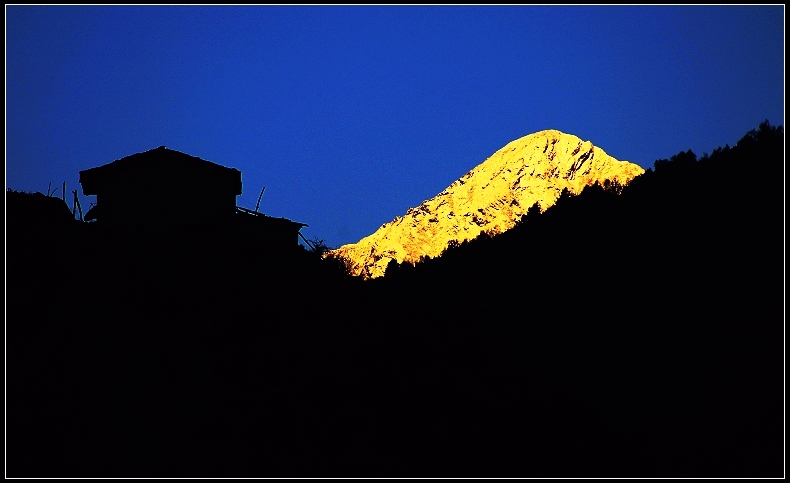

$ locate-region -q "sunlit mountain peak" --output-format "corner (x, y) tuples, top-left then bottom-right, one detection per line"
(331, 129), (645, 279)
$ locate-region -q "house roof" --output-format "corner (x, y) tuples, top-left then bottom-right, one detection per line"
(79, 146), (242, 196)
(236, 206), (308, 229)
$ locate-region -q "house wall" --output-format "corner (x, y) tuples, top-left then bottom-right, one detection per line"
(94, 168), (238, 230)
(233, 214), (304, 251)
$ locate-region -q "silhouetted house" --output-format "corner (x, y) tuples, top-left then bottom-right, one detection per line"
(79, 146), (306, 248)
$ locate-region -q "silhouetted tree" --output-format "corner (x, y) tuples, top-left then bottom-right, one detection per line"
(306, 237), (331, 256)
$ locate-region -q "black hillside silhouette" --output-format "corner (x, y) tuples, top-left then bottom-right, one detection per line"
(6, 121), (783, 477)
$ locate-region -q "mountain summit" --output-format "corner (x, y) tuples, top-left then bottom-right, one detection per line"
(332, 130), (645, 278)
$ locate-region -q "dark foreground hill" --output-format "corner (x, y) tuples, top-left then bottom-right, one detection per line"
(6, 121), (783, 477)
(376, 120), (783, 477)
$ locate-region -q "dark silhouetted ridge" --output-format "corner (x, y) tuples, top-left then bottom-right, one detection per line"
(6, 121), (783, 477)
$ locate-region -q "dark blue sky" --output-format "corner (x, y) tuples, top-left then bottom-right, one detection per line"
(6, 6), (784, 249)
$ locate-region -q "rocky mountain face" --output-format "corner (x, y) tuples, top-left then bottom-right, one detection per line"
(331, 130), (645, 279)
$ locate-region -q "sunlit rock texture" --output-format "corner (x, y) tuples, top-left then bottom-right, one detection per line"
(331, 130), (645, 279)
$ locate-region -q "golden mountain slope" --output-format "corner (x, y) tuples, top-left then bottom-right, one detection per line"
(331, 129), (645, 279)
